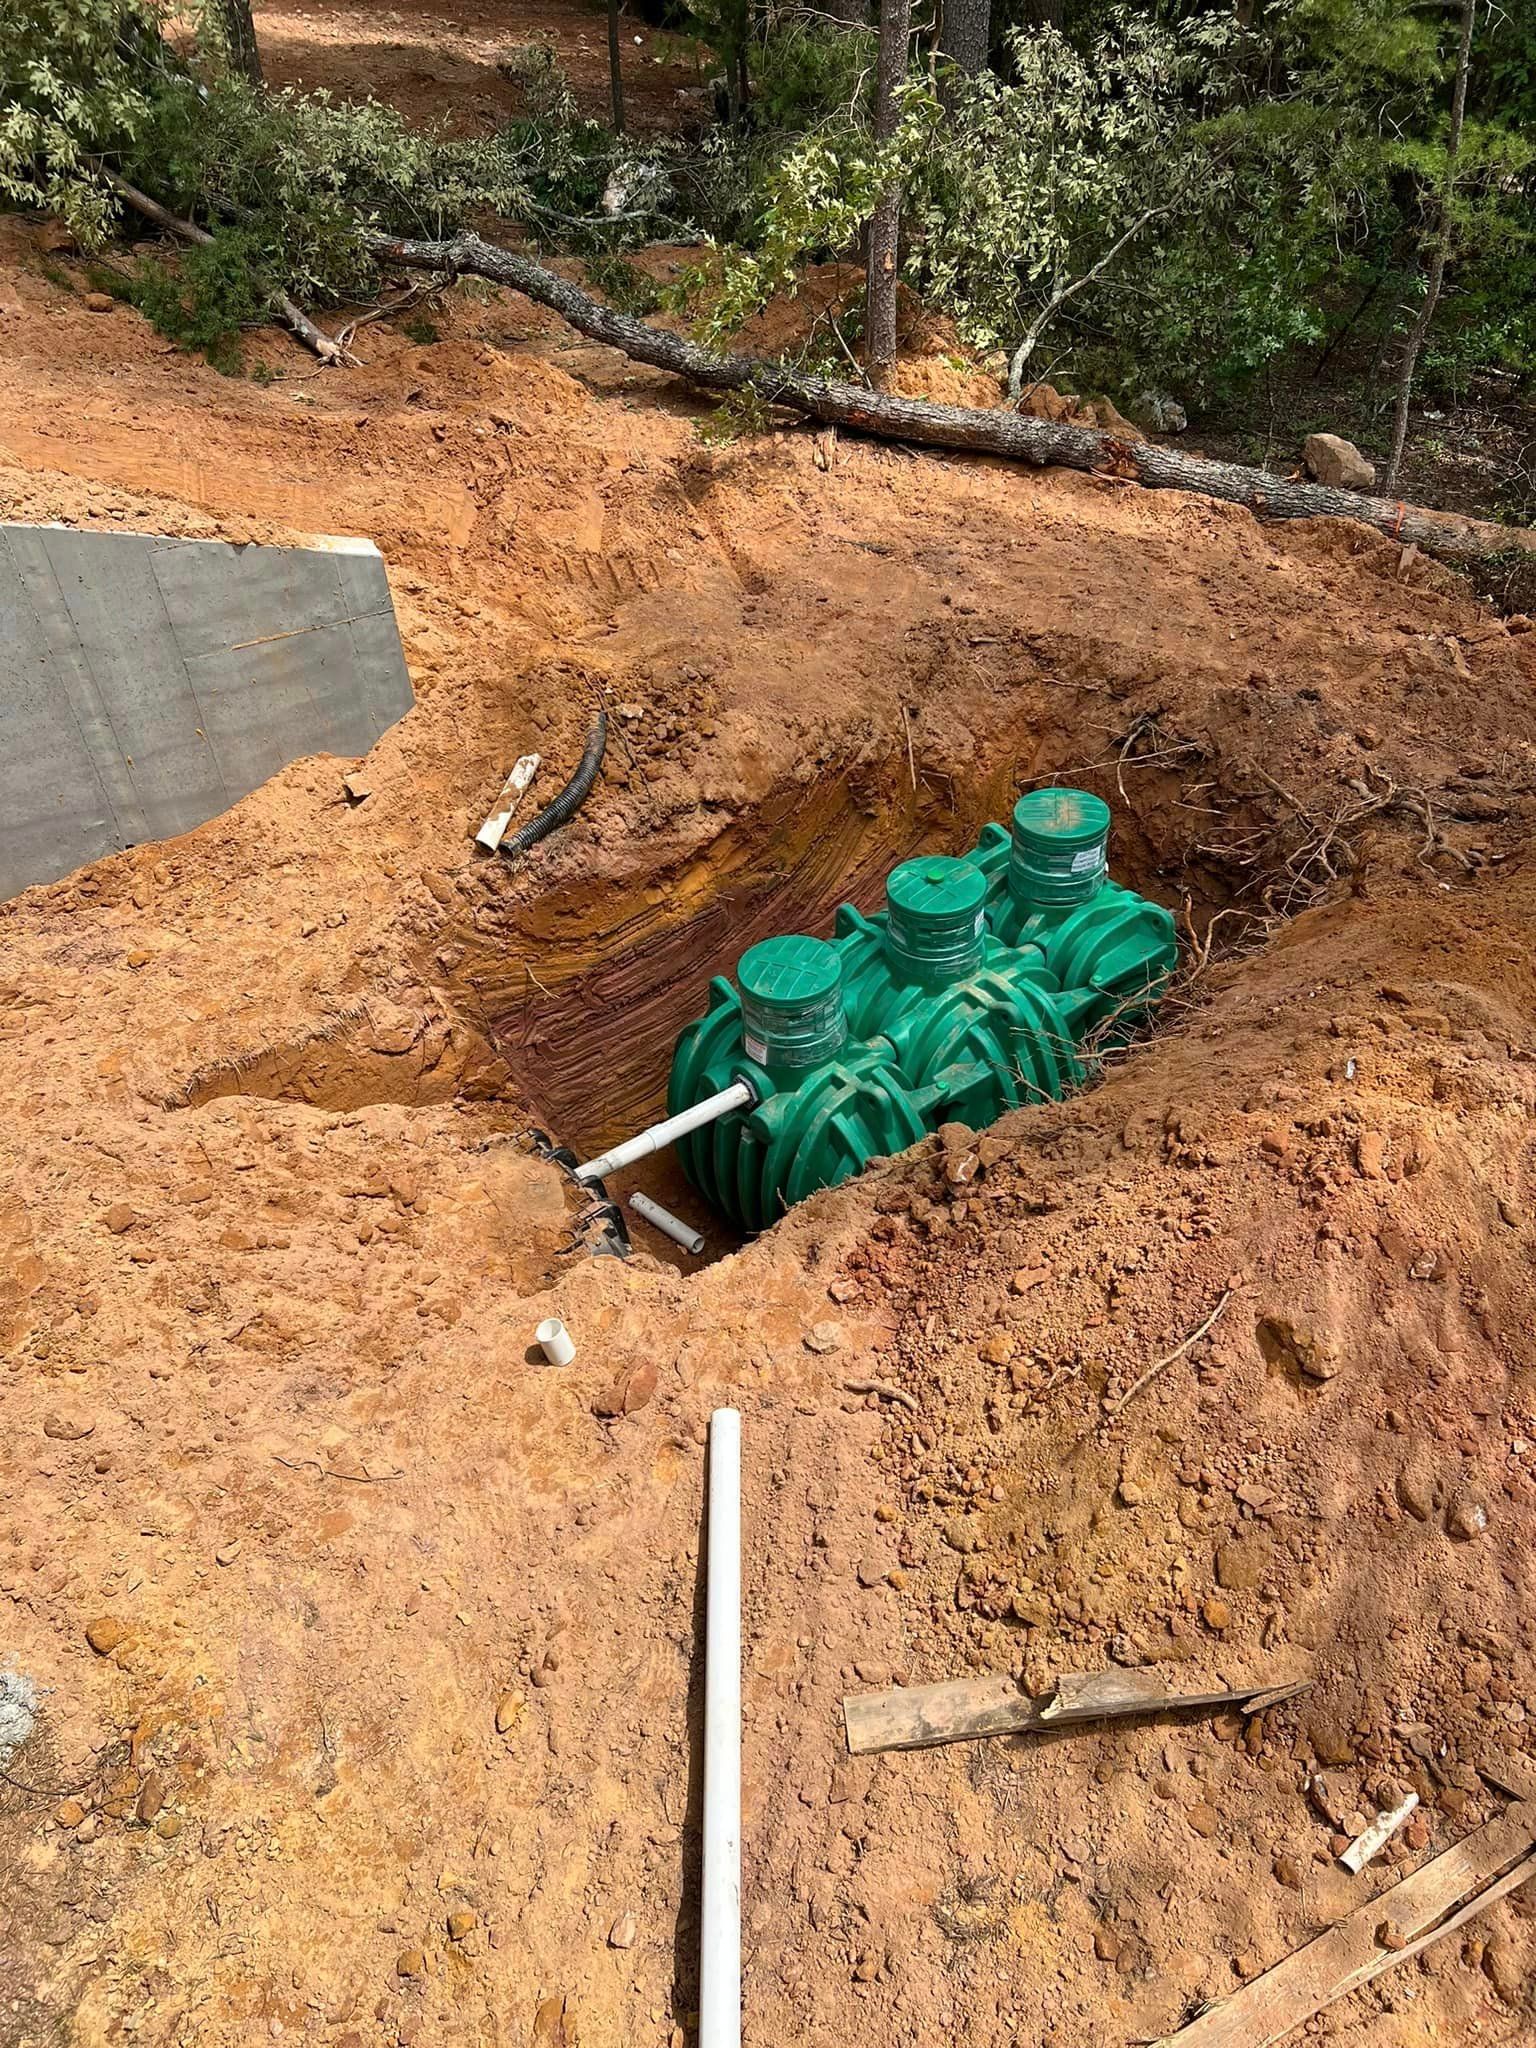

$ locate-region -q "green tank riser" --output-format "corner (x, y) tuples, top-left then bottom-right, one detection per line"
(967, 794), (1178, 1036)
(667, 945), (938, 1234)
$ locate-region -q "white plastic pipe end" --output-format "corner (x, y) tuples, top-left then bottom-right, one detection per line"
(536, 1316), (575, 1367)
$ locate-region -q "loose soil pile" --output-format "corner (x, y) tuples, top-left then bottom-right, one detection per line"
(4, 181), (1536, 2048)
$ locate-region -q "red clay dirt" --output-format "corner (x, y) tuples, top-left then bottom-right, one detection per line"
(4, 126), (1536, 2048)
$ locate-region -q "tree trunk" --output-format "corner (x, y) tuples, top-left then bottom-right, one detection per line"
(210, 0), (263, 81)
(366, 229), (1535, 571)
(1384, 0), (1475, 492)
(606, 0), (626, 132)
(938, 0), (990, 82)
(866, 0), (912, 380)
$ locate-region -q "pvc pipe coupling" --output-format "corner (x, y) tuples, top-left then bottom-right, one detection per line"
(535, 1316), (575, 1367)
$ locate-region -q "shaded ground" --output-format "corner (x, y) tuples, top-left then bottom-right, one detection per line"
(4, 31), (1536, 2046)
(253, 0), (712, 136)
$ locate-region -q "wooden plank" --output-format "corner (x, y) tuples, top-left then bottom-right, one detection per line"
(843, 1675), (1036, 1756)
(1479, 1750), (1536, 1805)
(1152, 1805), (1536, 2047)
(1038, 1673), (1309, 1726)
(843, 1670), (1309, 1757)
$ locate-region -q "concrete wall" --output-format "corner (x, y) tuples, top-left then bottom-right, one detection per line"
(1, 525), (414, 899)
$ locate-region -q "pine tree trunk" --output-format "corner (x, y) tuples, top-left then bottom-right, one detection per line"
(865, 0), (912, 380)
(938, 0), (990, 80)
(211, 0), (263, 82)
(1384, 0), (1475, 492)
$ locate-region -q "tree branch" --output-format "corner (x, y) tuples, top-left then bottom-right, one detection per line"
(1008, 205), (1168, 400)
(364, 227), (1535, 570)
(111, 176), (352, 366)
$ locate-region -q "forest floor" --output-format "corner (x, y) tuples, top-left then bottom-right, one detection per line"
(4, 7), (1536, 2048)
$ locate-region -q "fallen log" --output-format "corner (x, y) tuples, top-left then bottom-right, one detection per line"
(367, 229), (1534, 571)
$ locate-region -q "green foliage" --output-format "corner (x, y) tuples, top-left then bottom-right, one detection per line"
(583, 251), (662, 315)
(123, 229), (275, 370)
(694, 386), (774, 443)
(0, 0), (169, 242)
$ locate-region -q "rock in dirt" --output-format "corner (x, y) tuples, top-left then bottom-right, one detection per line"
(803, 1321), (844, 1354)
(592, 1361), (657, 1417)
(1303, 433), (1375, 491)
(84, 1616), (129, 1656)
(396, 1948), (426, 1977)
(83, 292), (115, 315)
(102, 1203), (137, 1234)
(42, 1411), (93, 1441)
(1395, 1461), (1436, 1522)
(1215, 1538), (1268, 1592)
(607, 1911), (637, 1949)
(447, 1909), (478, 1939)
(1447, 1491), (1489, 1540)
(495, 1691), (525, 1734)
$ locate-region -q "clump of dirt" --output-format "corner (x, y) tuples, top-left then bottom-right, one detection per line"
(4, 122), (1536, 2048)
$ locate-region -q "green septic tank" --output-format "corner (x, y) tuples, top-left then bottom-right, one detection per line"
(667, 935), (933, 1234)
(972, 787), (1178, 1035)
(661, 792), (1178, 1233)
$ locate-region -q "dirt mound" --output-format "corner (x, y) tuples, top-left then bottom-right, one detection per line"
(4, 162), (1536, 2048)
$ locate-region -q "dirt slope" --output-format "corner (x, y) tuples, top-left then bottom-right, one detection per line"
(4, 211), (1536, 2048)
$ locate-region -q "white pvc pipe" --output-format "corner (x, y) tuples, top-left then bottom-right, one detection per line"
(474, 752), (541, 851)
(628, 1190), (706, 1256)
(701, 1408), (741, 2048)
(574, 1081), (754, 1184)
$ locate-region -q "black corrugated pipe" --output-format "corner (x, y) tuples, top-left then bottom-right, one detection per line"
(499, 707), (608, 860)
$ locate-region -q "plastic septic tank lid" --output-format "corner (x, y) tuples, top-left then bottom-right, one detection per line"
(737, 934), (848, 1072)
(885, 855), (987, 986)
(1009, 787), (1111, 907)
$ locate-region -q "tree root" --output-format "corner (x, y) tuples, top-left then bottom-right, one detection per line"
(365, 228), (1535, 572)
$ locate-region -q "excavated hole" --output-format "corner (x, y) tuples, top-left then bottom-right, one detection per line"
(472, 715), (1263, 1267)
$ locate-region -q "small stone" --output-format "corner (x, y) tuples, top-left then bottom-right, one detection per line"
(43, 1412), (94, 1441)
(1395, 1464), (1434, 1522)
(1202, 1597), (1232, 1632)
(126, 950), (151, 969)
(447, 1909), (478, 1940)
(215, 1541), (241, 1565)
(979, 1330), (1016, 1366)
(1273, 1853), (1304, 1890)
(85, 1616), (128, 1656)
(103, 1203), (137, 1234)
(1094, 1927), (1121, 1962)
(1118, 1479), (1146, 1507)
(54, 1799), (87, 1829)
(1215, 1538), (1268, 1592)
(1188, 1802), (1220, 1838)
(495, 1691), (524, 1734)
(593, 1361), (657, 1417)
(607, 1911), (637, 1949)
(83, 291), (115, 313)
(136, 1773), (165, 1823)
(803, 1322), (844, 1355)
(1010, 1267), (1047, 1295)
(853, 1955), (880, 1982)
(855, 1558), (885, 1589)
(1303, 433), (1375, 491)
(396, 1949), (425, 1978)
(1356, 1131), (1386, 1179)
(342, 772), (373, 803)
(1447, 1493), (1488, 1540)
(1375, 1918), (1408, 1951)
(828, 1279), (859, 1305)
(155, 1813), (182, 1838)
